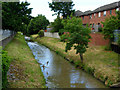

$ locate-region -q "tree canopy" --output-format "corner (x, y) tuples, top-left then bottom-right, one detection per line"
(2, 1), (32, 33)
(49, 0), (75, 19)
(61, 16), (91, 62)
(27, 14), (49, 35)
(102, 11), (120, 42)
(51, 16), (63, 34)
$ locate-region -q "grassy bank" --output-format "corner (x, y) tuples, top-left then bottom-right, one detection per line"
(4, 32), (46, 88)
(32, 34), (119, 87)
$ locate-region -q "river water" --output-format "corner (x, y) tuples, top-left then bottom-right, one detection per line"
(27, 41), (106, 88)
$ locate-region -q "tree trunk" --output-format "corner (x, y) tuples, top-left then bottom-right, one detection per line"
(79, 53), (83, 63)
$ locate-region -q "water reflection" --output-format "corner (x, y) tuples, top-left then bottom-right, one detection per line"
(27, 42), (107, 88)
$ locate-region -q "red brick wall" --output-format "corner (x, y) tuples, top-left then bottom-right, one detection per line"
(89, 33), (110, 46)
(81, 15), (90, 24)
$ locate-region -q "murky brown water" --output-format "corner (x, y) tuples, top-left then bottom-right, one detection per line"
(27, 42), (107, 88)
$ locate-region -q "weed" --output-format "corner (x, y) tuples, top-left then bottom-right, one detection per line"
(30, 79), (35, 82)
(69, 59), (74, 63)
(107, 80), (113, 86)
(74, 61), (81, 67)
(56, 50), (59, 54)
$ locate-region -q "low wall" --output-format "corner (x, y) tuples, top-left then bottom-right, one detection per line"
(0, 34), (15, 49)
(89, 33), (109, 46)
(44, 32), (60, 39)
(44, 32), (109, 46)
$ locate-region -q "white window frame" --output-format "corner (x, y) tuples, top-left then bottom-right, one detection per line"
(98, 12), (101, 17)
(103, 11), (106, 16)
(90, 15), (92, 19)
(94, 13), (96, 17)
(116, 8), (119, 11)
(110, 10), (112, 15)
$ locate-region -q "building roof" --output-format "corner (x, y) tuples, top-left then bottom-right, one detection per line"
(74, 10), (84, 16)
(75, 1), (120, 16)
(93, 1), (120, 13)
(83, 10), (92, 15)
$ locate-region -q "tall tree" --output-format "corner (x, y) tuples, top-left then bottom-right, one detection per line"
(27, 14), (49, 35)
(2, 1), (32, 33)
(51, 16), (64, 34)
(49, 0), (75, 19)
(62, 16), (91, 62)
(102, 11), (120, 48)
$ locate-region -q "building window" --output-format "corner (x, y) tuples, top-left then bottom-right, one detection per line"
(110, 10), (112, 15)
(98, 12), (101, 17)
(90, 24), (92, 28)
(90, 15), (92, 19)
(103, 11), (106, 16)
(116, 8), (119, 11)
(82, 16), (84, 20)
(94, 13), (96, 18)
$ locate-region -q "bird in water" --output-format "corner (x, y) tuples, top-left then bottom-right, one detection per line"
(47, 61), (49, 65)
(42, 65), (45, 70)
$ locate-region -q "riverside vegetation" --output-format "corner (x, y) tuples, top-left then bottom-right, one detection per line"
(32, 34), (119, 87)
(3, 32), (46, 88)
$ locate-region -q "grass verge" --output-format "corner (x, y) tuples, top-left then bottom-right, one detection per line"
(4, 32), (46, 88)
(32, 35), (119, 87)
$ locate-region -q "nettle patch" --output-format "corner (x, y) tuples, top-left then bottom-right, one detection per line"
(1, 49), (11, 88)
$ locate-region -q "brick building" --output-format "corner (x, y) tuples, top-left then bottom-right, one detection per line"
(74, 1), (120, 32)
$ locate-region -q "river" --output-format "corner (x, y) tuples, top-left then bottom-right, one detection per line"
(27, 41), (107, 88)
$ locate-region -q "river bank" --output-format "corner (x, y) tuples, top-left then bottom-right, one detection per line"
(4, 32), (46, 88)
(32, 34), (119, 87)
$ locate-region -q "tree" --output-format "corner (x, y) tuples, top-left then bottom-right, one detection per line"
(27, 14), (49, 35)
(62, 17), (91, 62)
(51, 16), (64, 35)
(48, 0), (75, 19)
(2, 1), (32, 33)
(0, 1), (2, 29)
(102, 11), (120, 48)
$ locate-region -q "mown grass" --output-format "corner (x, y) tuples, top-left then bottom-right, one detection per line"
(32, 35), (119, 87)
(4, 32), (46, 88)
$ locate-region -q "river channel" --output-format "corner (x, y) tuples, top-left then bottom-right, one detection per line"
(27, 41), (107, 88)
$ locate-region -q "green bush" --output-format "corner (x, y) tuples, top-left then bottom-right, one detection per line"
(27, 14), (49, 35)
(51, 16), (64, 34)
(104, 44), (112, 51)
(98, 27), (102, 32)
(38, 30), (44, 37)
(1, 50), (11, 88)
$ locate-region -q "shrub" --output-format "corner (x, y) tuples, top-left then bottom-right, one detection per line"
(1, 50), (11, 88)
(27, 14), (49, 35)
(38, 30), (44, 37)
(51, 16), (64, 34)
(104, 45), (112, 51)
(98, 27), (102, 32)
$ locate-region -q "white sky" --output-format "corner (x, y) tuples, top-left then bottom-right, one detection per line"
(20, 0), (120, 22)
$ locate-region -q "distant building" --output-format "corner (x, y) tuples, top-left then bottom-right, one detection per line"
(74, 1), (120, 32)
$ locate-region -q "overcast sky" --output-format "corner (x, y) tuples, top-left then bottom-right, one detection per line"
(20, 0), (120, 22)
